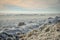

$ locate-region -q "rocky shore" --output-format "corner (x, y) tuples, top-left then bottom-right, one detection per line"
(0, 16), (60, 40)
(19, 22), (60, 40)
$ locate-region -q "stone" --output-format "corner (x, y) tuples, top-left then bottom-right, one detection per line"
(18, 22), (26, 26)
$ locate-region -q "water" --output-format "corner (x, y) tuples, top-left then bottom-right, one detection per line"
(0, 14), (60, 34)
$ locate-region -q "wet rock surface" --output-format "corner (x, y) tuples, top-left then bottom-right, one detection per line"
(0, 32), (19, 40)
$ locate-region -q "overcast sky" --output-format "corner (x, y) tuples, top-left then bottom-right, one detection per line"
(0, 0), (60, 14)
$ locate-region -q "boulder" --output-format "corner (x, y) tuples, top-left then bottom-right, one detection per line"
(18, 22), (26, 26)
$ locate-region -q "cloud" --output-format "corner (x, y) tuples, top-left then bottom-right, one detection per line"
(0, 0), (60, 9)
(0, 0), (60, 14)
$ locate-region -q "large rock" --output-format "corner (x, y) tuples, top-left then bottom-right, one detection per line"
(47, 16), (60, 24)
(18, 22), (26, 26)
(0, 29), (22, 40)
(0, 32), (19, 40)
(54, 16), (60, 23)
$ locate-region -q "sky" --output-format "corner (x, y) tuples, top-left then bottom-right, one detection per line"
(0, 0), (60, 14)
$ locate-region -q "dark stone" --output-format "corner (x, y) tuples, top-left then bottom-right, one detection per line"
(6, 37), (13, 40)
(18, 22), (26, 26)
(57, 29), (60, 32)
(58, 35), (60, 38)
(45, 28), (50, 32)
